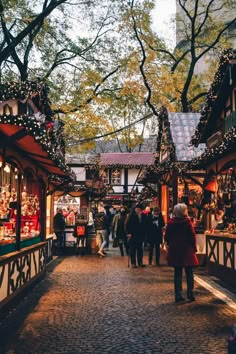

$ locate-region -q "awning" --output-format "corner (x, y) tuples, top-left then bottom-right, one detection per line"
(0, 123), (69, 177)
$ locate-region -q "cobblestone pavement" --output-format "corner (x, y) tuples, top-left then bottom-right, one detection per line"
(0, 249), (235, 354)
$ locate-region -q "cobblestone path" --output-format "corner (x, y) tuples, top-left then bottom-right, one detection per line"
(0, 250), (235, 354)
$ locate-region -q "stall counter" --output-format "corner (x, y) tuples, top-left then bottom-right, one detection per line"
(206, 231), (236, 288)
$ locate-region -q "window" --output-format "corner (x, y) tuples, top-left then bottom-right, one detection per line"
(100, 169), (109, 184)
(112, 169), (121, 185)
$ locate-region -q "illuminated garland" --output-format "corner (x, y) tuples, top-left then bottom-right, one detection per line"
(85, 159), (156, 170)
(0, 114), (72, 176)
(191, 49), (236, 146)
(138, 185), (158, 202)
(48, 173), (76, 185)
(0, 81), (48, 105)
(156, 107), (176, 160)
(138, 161), (189, 183)
(189, 127), (236, 169)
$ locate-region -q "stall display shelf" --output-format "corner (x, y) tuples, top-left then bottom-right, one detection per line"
(0, 236), (41, 256)
(205, 231), (236, 239)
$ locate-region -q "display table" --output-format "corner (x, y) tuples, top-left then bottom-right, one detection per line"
(206, 232), (236, 288)
(195, 232), (206, 265)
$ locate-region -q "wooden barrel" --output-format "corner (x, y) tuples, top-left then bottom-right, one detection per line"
(86, 225), (98, 254)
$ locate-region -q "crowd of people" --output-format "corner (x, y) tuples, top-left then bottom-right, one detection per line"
(53, 202), (199, 303)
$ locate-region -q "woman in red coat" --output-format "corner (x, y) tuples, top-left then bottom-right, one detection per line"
(165, 203), (198, 303)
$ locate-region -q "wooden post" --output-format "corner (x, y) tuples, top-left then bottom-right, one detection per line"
(15, 173), (22, 251)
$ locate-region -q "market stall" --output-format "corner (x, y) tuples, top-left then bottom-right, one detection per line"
(138, 108), (207, 264)
(0, 81), (72, 313)
(190, 49), (236, 287)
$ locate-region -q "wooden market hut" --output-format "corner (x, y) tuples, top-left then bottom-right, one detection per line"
(139, 108), (206, 223)
(138, 108), (207, 263)
(0, 80), (73, 313)
(190, 48), (236, 287)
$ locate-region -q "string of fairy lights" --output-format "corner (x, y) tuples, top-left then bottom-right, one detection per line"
(191, 48), (235, 147)
(189, 127), (236, 169)
(0, 81), (72, 178)
(0, 81), (49, 103)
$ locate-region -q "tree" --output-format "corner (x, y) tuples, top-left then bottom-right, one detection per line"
(0, 0), (118, 81)
(2, 0), (233, 153)
(129, 0), (236, 112)
(0, 0), (157, 153)
(0, 0), (69, 69)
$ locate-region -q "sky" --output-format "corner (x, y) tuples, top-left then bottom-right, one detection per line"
(152, 0), (176, 49)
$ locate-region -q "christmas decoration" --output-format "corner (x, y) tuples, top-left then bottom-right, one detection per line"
(0, 81), (73, 179)
(191, 49), (236, 146)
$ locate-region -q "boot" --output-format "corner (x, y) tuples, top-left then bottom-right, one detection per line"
(187, 291), (195, 302)
(174, 267), (184, 302)
(175, 296), (185, 303)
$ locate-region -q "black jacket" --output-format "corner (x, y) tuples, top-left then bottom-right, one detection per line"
(53, 213), (66, 231)
(125, 210), (146, 242)
(113, 212), (127, 240)
(94, 212), (109, 231)
(146, 212), (165, 244)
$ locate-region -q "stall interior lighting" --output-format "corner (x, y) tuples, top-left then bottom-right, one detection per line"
(3, 164), (10, 173)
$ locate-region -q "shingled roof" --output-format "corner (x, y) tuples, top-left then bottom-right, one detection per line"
(168, 113), (205, 161)
(100, 152), (155, 167)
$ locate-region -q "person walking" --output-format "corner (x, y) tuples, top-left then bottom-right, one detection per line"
(113, 206), (129, 256)
(104, 205), (112, 249)
(125, 204), (146, 268)
(111, 206), (120, 239)
(94, 205), (109, 257)
(165, 203), (199, 303)
(53, 208), (66, 251)
(146, 206), (165, 266)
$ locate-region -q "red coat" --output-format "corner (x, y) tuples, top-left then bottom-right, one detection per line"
(165, 217), (198, 267)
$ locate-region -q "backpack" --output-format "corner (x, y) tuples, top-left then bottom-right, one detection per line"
(76, 225), (86, 237)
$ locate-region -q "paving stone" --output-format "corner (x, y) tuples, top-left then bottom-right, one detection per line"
(0, 250), (235, 354)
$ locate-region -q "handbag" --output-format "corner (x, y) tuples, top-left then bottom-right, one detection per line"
(112, 237), (119, 248)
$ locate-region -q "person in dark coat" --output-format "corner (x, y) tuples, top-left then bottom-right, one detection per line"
(113, 206), (129, 256)
(53, 208), (66, 249)
(104, 205), (112, 249)
(165, 203), (198, 303)
(125, 204), (146, 268)
(146, 206), (165, 266)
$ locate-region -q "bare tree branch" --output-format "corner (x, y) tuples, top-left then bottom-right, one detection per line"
(0, 0), (69, 64)
(130, 0), (159, 119)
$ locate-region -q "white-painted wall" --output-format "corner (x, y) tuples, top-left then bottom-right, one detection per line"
(72, 167), (86, 181)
